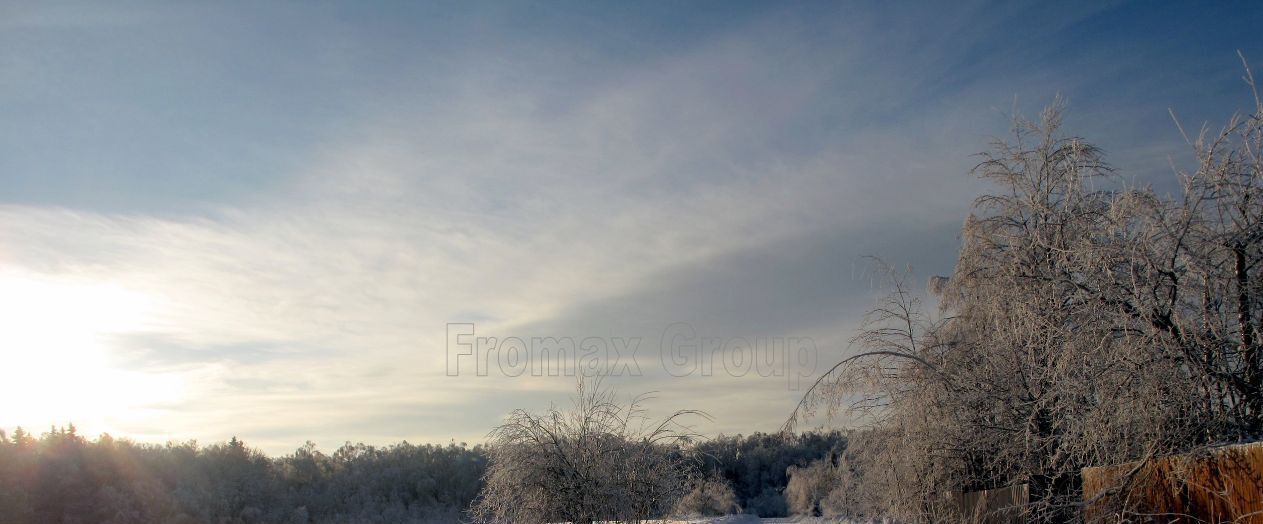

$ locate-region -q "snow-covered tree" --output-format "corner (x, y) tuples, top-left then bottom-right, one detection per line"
(472, 378), (706, 524)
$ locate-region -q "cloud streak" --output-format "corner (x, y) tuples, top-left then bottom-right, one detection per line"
(1, 1), (1261, 453)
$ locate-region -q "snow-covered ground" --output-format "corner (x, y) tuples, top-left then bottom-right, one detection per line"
(650, 517), (880, 524)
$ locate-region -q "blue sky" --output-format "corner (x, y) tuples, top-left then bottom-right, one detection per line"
(1, 1), (1261, 453)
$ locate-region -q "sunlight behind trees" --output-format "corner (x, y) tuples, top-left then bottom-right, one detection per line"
(0, 271), (183, 434)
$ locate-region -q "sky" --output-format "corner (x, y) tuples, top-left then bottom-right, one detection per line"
(1, 1), (1261, 454)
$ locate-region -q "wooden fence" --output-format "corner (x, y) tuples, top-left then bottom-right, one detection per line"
(1081, 441), (1263, 523)
(953, 483), (1029, 524)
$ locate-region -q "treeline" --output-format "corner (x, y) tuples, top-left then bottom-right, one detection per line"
(0, 424), (845, 522)
(693, 431), (847, 517)
(0, 426), (486, 523)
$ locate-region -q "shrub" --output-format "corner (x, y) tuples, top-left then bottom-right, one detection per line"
(472, 378), (706, 524)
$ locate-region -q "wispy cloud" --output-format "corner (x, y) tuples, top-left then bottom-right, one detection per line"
(1, 1), (1260, 453)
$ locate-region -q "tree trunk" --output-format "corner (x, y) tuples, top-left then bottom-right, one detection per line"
(1235, 241), (1262, 429)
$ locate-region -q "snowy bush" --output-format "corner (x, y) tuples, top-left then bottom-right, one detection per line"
(673, 477), (741, 517)
(472, 378), (706, 524)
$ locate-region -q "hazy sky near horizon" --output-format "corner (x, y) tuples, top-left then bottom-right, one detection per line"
(2, 1), (1262, 454)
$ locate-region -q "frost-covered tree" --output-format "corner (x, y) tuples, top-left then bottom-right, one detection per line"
(692, 431), (847, 517)
(472, 378), (706, 524)
(787, 62), (1263, 523)
(672, 476), (740, 517)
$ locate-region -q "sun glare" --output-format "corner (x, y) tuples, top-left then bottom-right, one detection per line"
(0, 270), (184, 436)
